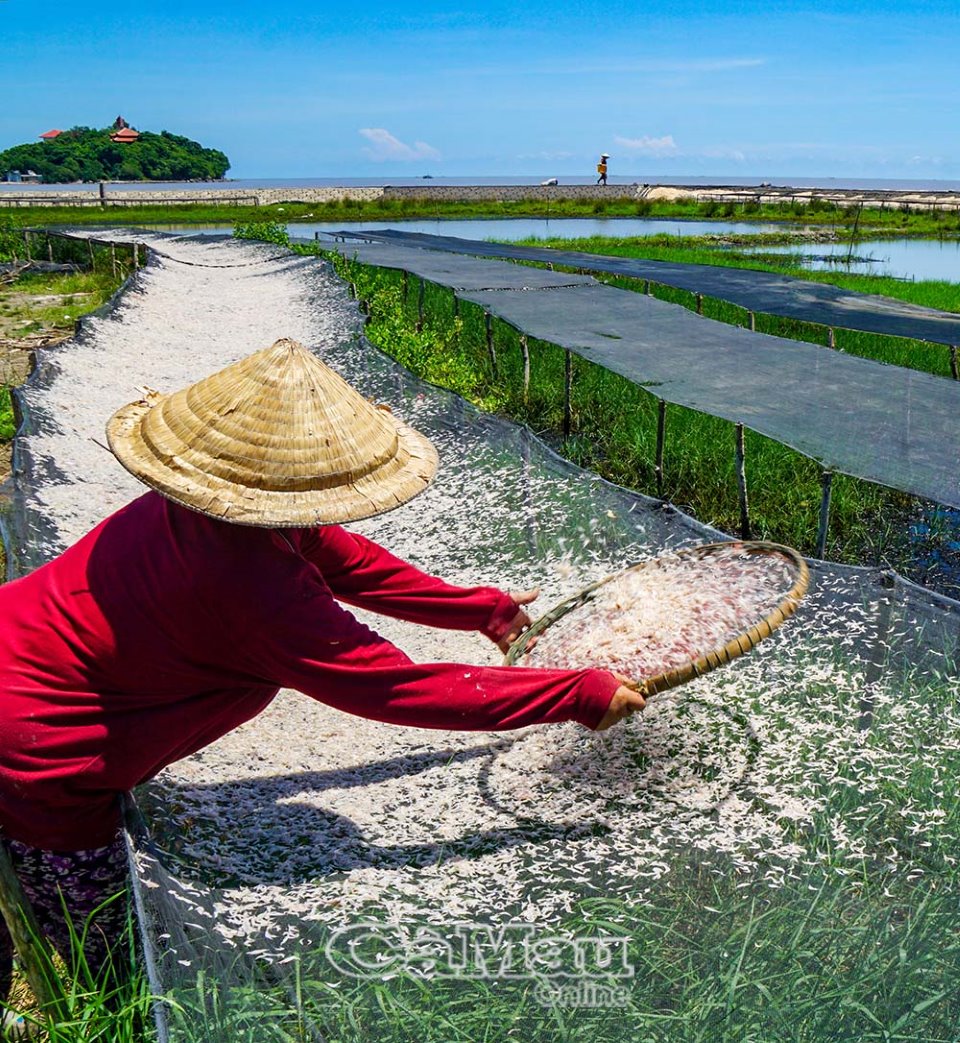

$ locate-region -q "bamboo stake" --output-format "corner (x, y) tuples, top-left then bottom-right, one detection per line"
(827, 327), (836, 350)
(655, 399), (666, 499)
(110, 243), (117, 278)
(817, 471), (834, 559)
(415, 278), (425, 332)
(23, 230), (31, 262)
(0, 841), (70, 1026)
(485, 312), (498, 376)
(520, 334), (530, 403)
(950, 345), (959, 380)
(695, 293), (704, 315)
(563, 350), (573, 438)
(748, 311), (756, 332)
(735, 423), (750, 540)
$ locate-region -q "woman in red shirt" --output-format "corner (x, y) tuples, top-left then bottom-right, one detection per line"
(0, 338), (642, 994)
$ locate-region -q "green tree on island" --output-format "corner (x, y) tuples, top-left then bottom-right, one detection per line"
(0, 123), (230, 183)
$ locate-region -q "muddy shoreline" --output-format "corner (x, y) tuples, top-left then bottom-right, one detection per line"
(2, 182), (959, 211)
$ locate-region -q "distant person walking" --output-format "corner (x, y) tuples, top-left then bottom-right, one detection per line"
(596, 153), (609, 185)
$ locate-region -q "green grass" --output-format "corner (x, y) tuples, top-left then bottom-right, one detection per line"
(1, 897), (156, 1042)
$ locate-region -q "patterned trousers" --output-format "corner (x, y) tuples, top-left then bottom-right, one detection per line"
(0, 836), (130, 997)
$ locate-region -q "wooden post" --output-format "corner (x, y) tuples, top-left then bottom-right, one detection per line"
(23, 230), (31, 262)
(98, 181), (107, 207)
(748, 310), (756, 332)
(484, 312), (498, 376)
(695, 292), (704, 315)
(563, 350), (573, 438)
(655, 399), (666, 500)
(132, 243), (139, 271)
(816, 471), (833, 558)
(402, 269), (408, 303)
(110, 243), (117, 278)
(645, 280), (652, 296)
(950, 345), (959, 380)
(87, 238), (95, 269)
(0, 841), (70, 1027)
(46, 237), (54, 263)
(827, 327), (836, 350)
(520, 335), (531, 403)
(734, 423), (750, 540)
(415, 278), (425, 332)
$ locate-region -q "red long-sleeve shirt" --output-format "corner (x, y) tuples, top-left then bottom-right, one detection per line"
(0, 492), (619, 850)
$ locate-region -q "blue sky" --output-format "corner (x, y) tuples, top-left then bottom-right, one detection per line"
(3, 0), (958, 180)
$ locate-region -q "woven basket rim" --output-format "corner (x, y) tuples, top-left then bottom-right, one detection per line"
(504, 540), (810, 697)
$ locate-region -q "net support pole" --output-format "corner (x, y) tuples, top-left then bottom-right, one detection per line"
(695, 292), (704, 315)
(655, 399), (666, 500)
(452, 288), (459, 320)
(110, 242), (118, 279)
(520, 334), (531, 403)
(415, 278), (425, 332)
(817, 471), (834, 558)
(132, 243), (139, 271)
(46, 237), (53, 264)
(827, 327), (836, 350)
(950, 345), (959, 380)
(0, 841), (70, 1027)
(748, 311), (756, 332)
(644, 279), (651, 295)
(24, 230), (31, 262)
(563, 349), (573, 438)
(401, 269), (408, 304)
(735, 423), (750, 540)
(87, 238), (95, 268)
(484, 310), (498, 377)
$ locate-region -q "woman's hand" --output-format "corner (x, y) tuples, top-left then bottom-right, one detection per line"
(495, 588), (540, 653)
(595, 681), (646, 731)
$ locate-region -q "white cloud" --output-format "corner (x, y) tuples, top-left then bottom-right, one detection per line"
(358, 128), (440, 163)
(613, 134), (679, 156)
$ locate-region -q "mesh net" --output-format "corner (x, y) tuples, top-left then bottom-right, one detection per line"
(336, 229), (960, 346)
(3, 231), (960, 1041)
(328, 238), (960, 510)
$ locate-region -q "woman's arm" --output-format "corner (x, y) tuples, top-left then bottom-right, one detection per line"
(248, 581), (626, 732)
(296, 524), (519, 639)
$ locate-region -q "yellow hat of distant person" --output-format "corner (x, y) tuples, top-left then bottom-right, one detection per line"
(106, 337), (438, 526)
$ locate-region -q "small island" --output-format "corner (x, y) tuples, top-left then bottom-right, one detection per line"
(1, 117), (230, 184)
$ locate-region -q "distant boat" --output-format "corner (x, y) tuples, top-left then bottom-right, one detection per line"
(422, 174), (434, 179)
(541, 177), (559, 186)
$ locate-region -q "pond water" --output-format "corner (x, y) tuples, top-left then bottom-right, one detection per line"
(132, 216), (960, 285)
(747, 237), (960, 283)
(144, 216), (790, 241)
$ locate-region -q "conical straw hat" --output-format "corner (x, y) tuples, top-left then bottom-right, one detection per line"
(106, 338), (438, 526)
